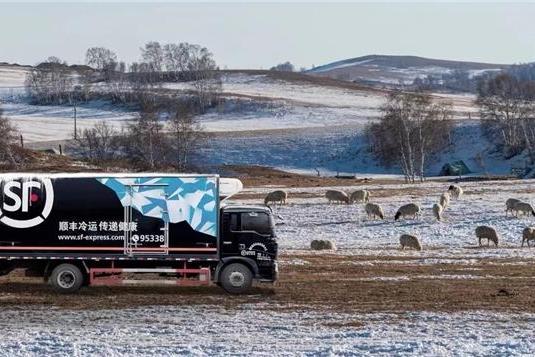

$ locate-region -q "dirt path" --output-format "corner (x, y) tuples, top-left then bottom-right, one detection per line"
(0, 253), (534, 313)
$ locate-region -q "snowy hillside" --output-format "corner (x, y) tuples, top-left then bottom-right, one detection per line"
(0, 64), (519, 177)
(183, 72), (477, 132)
(308, 54), (505, 86)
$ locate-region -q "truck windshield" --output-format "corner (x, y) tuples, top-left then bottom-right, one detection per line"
(241, 212), (273, 236)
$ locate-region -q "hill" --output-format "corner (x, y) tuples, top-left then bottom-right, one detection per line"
(307, 54), (507, 87)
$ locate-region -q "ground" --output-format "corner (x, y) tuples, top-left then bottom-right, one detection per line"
(1, 177), (535, 355)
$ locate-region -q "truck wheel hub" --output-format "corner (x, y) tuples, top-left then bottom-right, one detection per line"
(58, 271), (76, 289)
(229, 271), (245, 287)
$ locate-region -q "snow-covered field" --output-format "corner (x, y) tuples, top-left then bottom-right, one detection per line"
(179, 73), (477, 132)
(236, 179), (535, 260)
(1, 101), (134, 142)
(1, 305), (534, 355)
(0, 66), (478, 143)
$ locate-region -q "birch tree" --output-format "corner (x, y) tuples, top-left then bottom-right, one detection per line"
(367, 91), (453, 183)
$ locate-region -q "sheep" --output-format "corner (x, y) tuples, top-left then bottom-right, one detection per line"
(350, 189), (370, 204)
(264, 190), (288, 206)
(364, 202), (384, 220)
(325, 190), (350, 204)
(439, 192), (450, 209)
(399, 234), (422, 251)
(512, 201), (535, 217)
(394, 203), (421, 221)
(432, 203), (443, 221)
(522, 227), (535, 247)
(506, 198), (521, 217)
(448, 184), (463, 199)
(310, 239), (336, 251)
(475, 225), (499, 247)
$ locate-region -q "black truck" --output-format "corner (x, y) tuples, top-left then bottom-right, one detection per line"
(0, 173), (278, 294)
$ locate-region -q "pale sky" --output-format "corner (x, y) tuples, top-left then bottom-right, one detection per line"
(1, 1), (535, 69)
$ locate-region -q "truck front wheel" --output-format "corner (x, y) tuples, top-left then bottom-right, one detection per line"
(220, 263), (253, 294)
(49, 264), (84, 294)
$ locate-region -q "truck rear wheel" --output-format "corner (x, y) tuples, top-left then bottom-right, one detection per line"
(49, 264), (84, 294)
(220, 263), (253, 294)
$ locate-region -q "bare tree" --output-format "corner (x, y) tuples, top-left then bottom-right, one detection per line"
(163, 43), (190, 74)
(168, 103), (205, 170)
(477, 74), (535, 161)
(367, 91), (453, 183)
(74, 121), (119, 162)
(270, 61), (295, 72)
(44, 56), (67, 65)
(184, 44), (221, 112)
(25, 63), (74, 104)
(123, 106), (169, 169)
(140, 41), (164, 73)
(0, 105), (19, 167)
(85, 47), (118, 70)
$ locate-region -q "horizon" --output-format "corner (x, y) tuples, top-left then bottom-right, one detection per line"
(2, 2), (535, 69)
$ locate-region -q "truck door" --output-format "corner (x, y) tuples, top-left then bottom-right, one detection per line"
(124, 184), (169, 256)
(221, 212), (240, 255)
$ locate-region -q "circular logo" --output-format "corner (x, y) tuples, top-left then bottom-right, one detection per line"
(0, 178), (54, 229)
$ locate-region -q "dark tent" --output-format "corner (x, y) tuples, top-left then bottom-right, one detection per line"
(439, 161), (471, 176)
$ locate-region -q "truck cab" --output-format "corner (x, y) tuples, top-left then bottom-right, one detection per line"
(218, 205), (278, 292)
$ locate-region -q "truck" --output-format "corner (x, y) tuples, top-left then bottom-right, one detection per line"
(0, 173), (278, 294)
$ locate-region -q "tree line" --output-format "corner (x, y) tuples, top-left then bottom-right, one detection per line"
(73, 100), (204, 171)
(22, 41), (220, 171)
(25, 42), (221, 112)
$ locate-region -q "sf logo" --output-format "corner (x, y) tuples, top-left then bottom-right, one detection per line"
(0, 178), (54, 228)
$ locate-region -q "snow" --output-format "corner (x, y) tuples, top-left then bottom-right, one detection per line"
(173, 73), (476, 132)
(195, 120), (520, 177)
(310, 58), (375, 73)
(0, 66), (29, 88)
(238, 179), (535, 260)
(0, 305), (534, 355)
(1, 67), (477, 146)
(1, 101), (135, 143)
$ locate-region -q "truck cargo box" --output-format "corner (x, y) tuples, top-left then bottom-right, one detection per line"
(0, 173), (220, 257)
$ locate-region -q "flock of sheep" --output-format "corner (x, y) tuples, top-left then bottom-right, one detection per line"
(263, 184), (535, 251)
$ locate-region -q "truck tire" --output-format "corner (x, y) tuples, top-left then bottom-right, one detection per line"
(49, 264), (84, 294)
(220, 263), (253, 294)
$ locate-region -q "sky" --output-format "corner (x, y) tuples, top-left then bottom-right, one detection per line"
(1, 1), (535, 69)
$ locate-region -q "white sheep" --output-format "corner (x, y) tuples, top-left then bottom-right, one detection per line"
(395, 203), (421, 221)
(364, 202), (384, 220)
(439, 192), (450, 209)
(522, 227), (535, 247)
(325, 190), (350, 204)
(506, 198), (521, 217)
(475, 225), (499, 247)
(448, 184), (463, 199)
(350, 189), (370, 204)
(399, 234), (422, 251)
(264, 190), (288, 206)
(512, 201), (535, 217)
(432, 203), (443, 221)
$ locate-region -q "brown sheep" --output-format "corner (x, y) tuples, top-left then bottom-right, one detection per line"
(475, 225), (499, 247)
